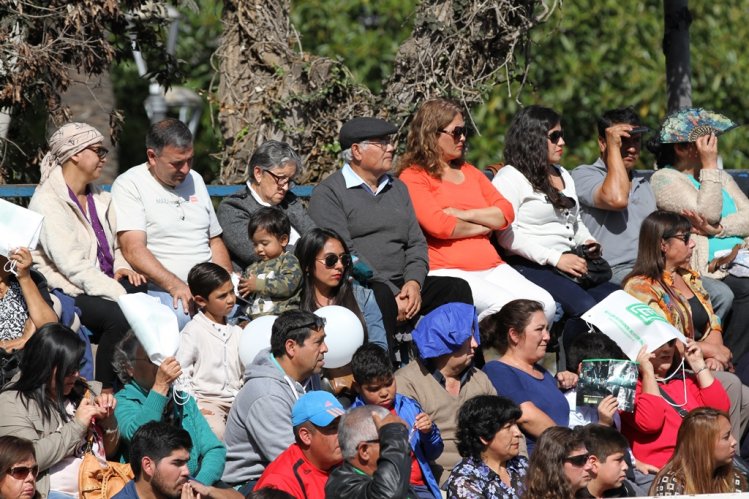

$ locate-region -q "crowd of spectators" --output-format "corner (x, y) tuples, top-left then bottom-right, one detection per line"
(1, 100), (749, 499)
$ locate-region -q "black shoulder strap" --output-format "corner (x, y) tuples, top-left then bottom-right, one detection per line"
(658, 386), (689, 418)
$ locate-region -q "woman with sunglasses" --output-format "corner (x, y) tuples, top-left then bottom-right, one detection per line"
(492, 105), (619, 349)
(523, 426), (593, 499)
(397, 99), (556, 323)
(0, 324), (120, 499)
(0, 436), (39, 499)
(28, 122), (144, 392)
(650, 407), (746, 495)
(218, 140), (316, 271)
(294, 228), (387, 351)
(649, 126), (749, 366)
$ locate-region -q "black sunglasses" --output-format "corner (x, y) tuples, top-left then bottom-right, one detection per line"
(6, 465), (39, 480)
(439, 126), (467, 141)
(548, 130), (564, 144)
(86, 146), (109, 160)
(665, 233), (691, 245)
(317, 253), (352, 268)
(564, 453), (590, 467)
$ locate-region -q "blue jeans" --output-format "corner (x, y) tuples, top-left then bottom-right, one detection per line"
(147, 286), (192, 330)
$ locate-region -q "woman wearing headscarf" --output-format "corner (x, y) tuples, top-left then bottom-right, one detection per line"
(29, 123), (144, 391)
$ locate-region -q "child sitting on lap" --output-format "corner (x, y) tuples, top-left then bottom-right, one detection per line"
(239, 207), (302, 318)
(177, 262), (244, 440)
(350, 343), (444, 499)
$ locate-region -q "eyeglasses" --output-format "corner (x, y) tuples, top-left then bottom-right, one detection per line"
(665, 233), (691, 244)
(317, 253), (352, 268)
(564, 453), (590, 467)
(439, 126), (467, 141)
(86, 146), (109, 159)
(548, 130), (564, 144)
(6, 465), (39, 480)
(262, 169), (294, 187)
(361, 138), (394, 149)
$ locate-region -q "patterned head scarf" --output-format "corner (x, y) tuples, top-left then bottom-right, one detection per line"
(39, 122), (104, 184)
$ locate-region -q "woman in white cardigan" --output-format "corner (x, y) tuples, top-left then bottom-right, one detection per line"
(29, 123), (144, 391)
(492, 106), (619, 350)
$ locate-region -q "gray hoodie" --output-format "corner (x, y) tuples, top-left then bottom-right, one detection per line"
(221, 348), (321, 485)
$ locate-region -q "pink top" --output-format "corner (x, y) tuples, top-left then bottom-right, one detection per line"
(399, 164), (514, 271)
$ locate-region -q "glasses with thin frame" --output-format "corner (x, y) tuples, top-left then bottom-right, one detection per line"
(263, 169), (294, 187)
(86, 146), (109, 159)
(548, 130), (564, 144)
(361, 138), (394, 149)
(665, 233), (691, 245)
(439, 126), (467, 141)
(317, 253), (352, 268)
(6, 465), (39, 480)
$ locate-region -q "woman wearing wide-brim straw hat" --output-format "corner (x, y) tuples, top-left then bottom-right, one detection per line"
(29, 122), (145, 391)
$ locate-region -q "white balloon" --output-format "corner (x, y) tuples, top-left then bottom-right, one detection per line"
(240, 315), (278, 369)
(314, 305), (364, 369)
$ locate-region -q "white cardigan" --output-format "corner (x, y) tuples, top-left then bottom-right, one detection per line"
(492, 165), (594, 267)
(29, 167), (128, 300)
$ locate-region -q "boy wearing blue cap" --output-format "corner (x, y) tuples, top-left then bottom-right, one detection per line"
(254, 391), (345, 499)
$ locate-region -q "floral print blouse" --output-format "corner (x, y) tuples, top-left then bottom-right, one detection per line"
(446, 455), (528, 499)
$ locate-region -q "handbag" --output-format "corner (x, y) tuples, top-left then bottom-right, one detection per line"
(555, 243), (612, 289)
(77, 391), (134, 499)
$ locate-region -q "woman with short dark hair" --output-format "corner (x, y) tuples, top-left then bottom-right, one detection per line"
(446, 395), (526, 499)
(0, 436), (39, 499)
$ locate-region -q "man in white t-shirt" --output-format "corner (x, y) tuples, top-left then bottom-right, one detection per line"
(112, 118), (232, 328)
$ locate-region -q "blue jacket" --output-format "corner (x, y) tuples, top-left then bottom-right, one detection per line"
(352, 393), (443, 498)
(115, 382), (226, 485)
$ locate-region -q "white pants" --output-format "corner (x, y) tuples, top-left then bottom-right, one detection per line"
(429, 264), (557, 322)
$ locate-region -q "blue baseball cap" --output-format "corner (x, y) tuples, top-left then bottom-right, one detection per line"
(291, 391), (345, 427)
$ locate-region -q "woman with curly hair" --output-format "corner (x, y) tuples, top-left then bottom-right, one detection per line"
(397, 98), (556, 322)
(493, 106), (619, 347)
(446, 395), (527, 499)
(523, 426), (592, 499)
(651, 407), (746, 495)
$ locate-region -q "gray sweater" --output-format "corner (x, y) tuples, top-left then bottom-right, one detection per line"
(308, 170), (429, 294)
(217, 186), (316, 271)
(221, 349), (321, 485)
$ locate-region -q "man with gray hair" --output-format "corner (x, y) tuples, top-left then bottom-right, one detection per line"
(309, 117), (472, 355)
(325, 405), (414, 498)
(112, 118), (231, 328)
(218, 140), (316, 271)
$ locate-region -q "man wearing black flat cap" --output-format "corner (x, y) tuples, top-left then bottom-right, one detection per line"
(309, 117), (472, 358)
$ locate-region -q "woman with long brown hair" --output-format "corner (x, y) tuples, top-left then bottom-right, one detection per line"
(651, 407), (746, 495)
(523, 426), (592, 499)
(397, 98), (556, 322)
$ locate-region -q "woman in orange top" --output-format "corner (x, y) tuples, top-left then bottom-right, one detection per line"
(397, 99), (555, 322)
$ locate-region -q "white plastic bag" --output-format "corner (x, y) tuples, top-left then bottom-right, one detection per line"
(117, 293), (180, 364)
(0, 199), (43, 258)
(582, 290), (687, 360)
(714, 248), (749, 278)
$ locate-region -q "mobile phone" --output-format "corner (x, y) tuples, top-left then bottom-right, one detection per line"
(628, 126), (650, 135)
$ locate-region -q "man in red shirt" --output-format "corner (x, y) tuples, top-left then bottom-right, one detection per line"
(254, 391), (345, 498)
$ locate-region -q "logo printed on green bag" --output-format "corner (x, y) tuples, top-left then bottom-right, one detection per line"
(626, 303), (668, 325)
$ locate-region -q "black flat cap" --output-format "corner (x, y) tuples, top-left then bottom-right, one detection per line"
(339, 117), (398, 149)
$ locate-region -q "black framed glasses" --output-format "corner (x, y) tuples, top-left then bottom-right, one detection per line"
(6, 465), (39, 480)
(564, 453), (590, 467)
(317, 253), (352, 268)
(86, 146), (109, 159)
(548, 130), (564, 144)
(262, 169), (294, 187)
(439, 126), (467, 141)
(665, 233), (691, 245)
